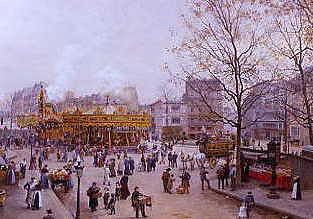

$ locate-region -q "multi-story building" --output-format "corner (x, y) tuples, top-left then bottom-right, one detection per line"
(182, 78), (223, 139)
(54, 86), (140, 114)
(10, 82), (47, 116)
(149, 100), (187, 140)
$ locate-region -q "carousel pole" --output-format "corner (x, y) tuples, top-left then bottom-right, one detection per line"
(126, 132), (130, 147)
(108, 127), (112, 149)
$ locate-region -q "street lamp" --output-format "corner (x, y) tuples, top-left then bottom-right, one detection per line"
(74, 159), (84, 219)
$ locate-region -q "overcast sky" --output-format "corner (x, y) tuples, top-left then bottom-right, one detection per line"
(0, 0), (185, 103)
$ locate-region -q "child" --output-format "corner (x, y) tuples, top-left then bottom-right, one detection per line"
(103, 186), (110, 209)
(108, 193), (116, 215)
(115, 182), (121, 201)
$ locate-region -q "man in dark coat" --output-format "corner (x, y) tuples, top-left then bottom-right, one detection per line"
(168, 152), (172, 167)
(87, 182), (101, 212)
(172, 152), (178, 168)
(129, 157), (135, 175)
(200, 167), (210, 190)
(161, 168), (171, 193)
(120, 175), (130, 200)
(131, 186), (147, 218)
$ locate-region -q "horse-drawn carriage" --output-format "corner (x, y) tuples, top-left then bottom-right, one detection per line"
(196, 136), (234, 168)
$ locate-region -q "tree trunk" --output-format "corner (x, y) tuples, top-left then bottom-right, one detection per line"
(236, 124), (242, 185)
(299, 66), (313, 145)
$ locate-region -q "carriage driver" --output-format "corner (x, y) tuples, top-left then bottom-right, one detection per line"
(131, 186), (147, 218)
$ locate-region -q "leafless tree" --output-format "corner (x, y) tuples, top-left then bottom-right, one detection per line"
(165, 0), (274, 183)
(267, 3), (313, 144)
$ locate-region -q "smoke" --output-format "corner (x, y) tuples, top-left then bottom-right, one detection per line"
(46, 44), (127, 101)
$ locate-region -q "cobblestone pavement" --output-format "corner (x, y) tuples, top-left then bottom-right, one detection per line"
(3, 145), (283, 219)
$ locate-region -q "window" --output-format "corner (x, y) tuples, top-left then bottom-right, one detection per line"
(171, 105), (180, 111)
(290, 126), (300, 138)
(172, 117), (181, 124)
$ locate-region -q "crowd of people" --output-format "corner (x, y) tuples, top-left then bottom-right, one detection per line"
(2, 137), (305, 219)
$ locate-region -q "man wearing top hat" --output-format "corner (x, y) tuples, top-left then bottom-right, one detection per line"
(131, 186), (147, 218)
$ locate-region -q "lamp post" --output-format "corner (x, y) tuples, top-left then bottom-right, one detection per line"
(74, 159), (84, 219)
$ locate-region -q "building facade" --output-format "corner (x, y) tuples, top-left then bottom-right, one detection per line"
(149, 100), (187, 140)
(182, 78), (223, 139)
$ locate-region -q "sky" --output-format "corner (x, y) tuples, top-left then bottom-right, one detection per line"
(0, 0), (186, 104)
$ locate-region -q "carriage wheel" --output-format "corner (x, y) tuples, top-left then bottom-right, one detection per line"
(209, 157), (217, 169)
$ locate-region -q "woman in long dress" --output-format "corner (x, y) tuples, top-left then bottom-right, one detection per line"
(103, 164), (110, 186)
(167, 174), (175, 194)
(291, 176), (302, 200)
(120, 175), (130, 200)
(32, 183), (42, 210)
(40, 165), (49, 189)
(117, 158), (124, 176)
(6, 161), (16, 185)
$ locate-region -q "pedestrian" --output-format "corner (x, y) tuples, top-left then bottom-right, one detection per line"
(129, 157), (135, 174)
(20, 158), (27, 178)
(151, 156), (156, 171)
(229, 164), (236, 191)
(56, 150), (61, 162)
(87, 182), (101, 212)
(146, 155), (151, 172)
(131, 186), (147, 218)
(124, 157), (131, 175)
(120, 175), (130, 200)
(107, 193), (116, 215)
(180, 170), (191, 194)
(103, 164), (110, 186)
(24, 177), (36, 209)
(200, 167), (210, 190)
(238, 202), (248, 219)
(103, 186), (110, 209)
(243, 162), (250, 182)
(161, 168), (171, 193)
(115, 182), (121, 201)
(216, 165), (225, 189)
(167, 173), (175, 194)
(42, 209), (54, 219)
(168, 152), (172, 167)
(291, 176), (302, 200)
(189, 155), (195, 171)
(40, 164), (49, 189)
(32, 183), (42, 210)
(244, 191), (255, 219)
(141, 155), (146, 172)
(109, 159), (116, 177)
(172, 152), (178, 168)
(160, 150), (166, 165)
(224, 163), (230, 187)
(117, 157), (124, 176)
(6, 161), (16, 185)
(38, 156), (43, 170)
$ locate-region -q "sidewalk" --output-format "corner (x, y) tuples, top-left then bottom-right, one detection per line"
(209, 179), (313, 219)
(0, 184), (73, 219)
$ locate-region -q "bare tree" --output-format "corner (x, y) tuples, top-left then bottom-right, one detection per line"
(165, 0), (274, 184)
(267, 3), (313, 144)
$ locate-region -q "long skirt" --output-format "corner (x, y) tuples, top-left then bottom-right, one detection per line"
(32, 191), (42, 210)
(41, 174), (49, 189)
(89, 198), (98, 210)
(7, 170), (16, 185)
(120, 185), (130, 200)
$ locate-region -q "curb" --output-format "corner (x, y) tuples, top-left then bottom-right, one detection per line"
(209, 187), (304, 219)
(45, 190), (74, 219)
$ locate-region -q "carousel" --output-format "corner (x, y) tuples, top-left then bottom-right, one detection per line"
(17, 88), (151, 150)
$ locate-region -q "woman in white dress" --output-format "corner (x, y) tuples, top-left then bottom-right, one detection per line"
(32, 183), (42, 210)
(291, 176), (302, 200)
(103, 164), (110, 186)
